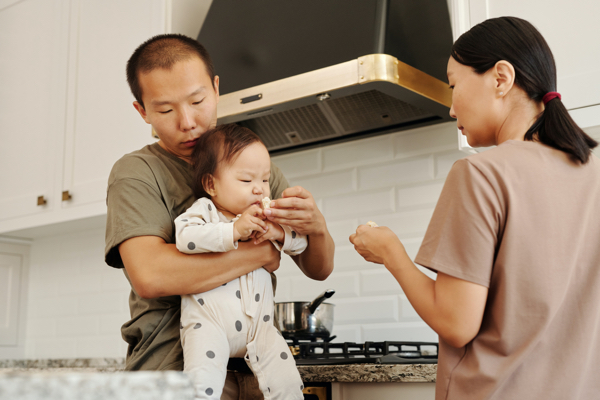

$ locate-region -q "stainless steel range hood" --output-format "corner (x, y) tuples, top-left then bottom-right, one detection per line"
(198, 0), (454, 154)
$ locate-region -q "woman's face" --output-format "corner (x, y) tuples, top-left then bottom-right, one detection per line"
(447, 57), (501, 147)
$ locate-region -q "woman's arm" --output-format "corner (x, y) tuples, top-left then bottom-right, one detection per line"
(350, 225), (488, 348)
(119, 236), (280, 299)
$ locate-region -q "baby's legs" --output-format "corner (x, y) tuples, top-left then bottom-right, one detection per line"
(240, 268), (304, 400)
(246, 325), (304, 400)
(181, 279), (250, 400)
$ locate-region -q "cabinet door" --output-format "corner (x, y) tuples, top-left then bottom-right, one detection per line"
(0, 253), (22, 346)
(466, 0), (600, 112)
(0, 0), (68, 222)
(60, 0), (165, 209)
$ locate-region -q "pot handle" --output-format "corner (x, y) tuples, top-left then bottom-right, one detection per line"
(307, 289), (335, 314)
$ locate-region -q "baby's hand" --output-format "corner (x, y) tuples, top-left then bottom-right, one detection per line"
(254, 220), (285, 245)
(234, 205), (267, 242)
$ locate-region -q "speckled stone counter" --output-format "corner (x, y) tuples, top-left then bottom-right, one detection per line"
(0, 357), (437, 383)
(0, 371), (194, 400)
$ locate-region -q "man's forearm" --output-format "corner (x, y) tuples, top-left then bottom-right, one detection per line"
(294, 230), (335, 281)
(120, 236), (277, 298)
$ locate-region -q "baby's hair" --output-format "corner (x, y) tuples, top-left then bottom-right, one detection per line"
(191, 124), (265, 199)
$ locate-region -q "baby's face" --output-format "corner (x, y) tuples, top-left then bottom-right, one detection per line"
(211, 142), (271, 217)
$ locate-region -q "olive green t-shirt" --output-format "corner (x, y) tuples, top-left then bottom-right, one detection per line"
(104, 142), (289, 371)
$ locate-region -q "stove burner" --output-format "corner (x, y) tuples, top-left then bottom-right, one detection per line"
(287, 341), (438, 365)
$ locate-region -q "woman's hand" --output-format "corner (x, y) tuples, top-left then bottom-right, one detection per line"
(234, 205), (267, 241)
(349, 224), (405, 265)
(263, 186), (327, 236)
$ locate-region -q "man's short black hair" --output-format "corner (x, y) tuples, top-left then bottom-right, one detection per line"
(126, 34), (215, 109)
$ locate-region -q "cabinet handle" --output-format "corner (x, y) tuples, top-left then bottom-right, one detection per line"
(62, 190), (72, 201)
(37, 196), (47, 206)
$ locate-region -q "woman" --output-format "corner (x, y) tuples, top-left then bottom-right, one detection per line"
(350, 17), (600, 399)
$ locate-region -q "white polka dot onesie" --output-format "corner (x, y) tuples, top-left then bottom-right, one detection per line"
(175, 198), (307, 400)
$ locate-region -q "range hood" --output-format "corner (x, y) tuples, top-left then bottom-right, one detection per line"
(198, 0), (454, 154)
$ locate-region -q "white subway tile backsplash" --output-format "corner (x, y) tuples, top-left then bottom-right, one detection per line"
(323, 188), (395, 219)
(322, 135), (393, 171)
(29, 296), (79, 319)
(333, 296), (399, 324)
(360, 269), (403, 296)
(78, 292), (127, 315)
(271, 148), (322, 178)
(396, 181), (444, 209)
(57, 273), (103, 295)
(329, 325), (361, 343)
(290, 169), (356, 198)
(55, 315), (99, 337)
(101, 269), (132, 293)
(360, 208), (433, 239)
(327, 218), (359, 246)
(26, 318), (57, 338)
(76, 336), (124, 358)
(400, 295), (421, 320)
(435, 150), (467, 178)
(332, 246), (372, 272)
(362, 322), (438, 342)
(394, 122), (458, 158)
(99, 314), (129, 335)
(290, 271), (358, 301)
(28, 337), (77, 359)
(358, 156), (433, 191)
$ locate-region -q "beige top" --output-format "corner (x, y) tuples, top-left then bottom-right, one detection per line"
(104, 142), (289, 371)
(415, 140), (600, 399)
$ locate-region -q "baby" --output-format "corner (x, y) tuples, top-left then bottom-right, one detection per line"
(174, 124), (306, 400)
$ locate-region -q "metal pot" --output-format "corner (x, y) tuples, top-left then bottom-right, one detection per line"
(275, 289), (335, 339)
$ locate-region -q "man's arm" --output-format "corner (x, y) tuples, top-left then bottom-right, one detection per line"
(119, 237), (280, 298)
(264, 186), (334, 281)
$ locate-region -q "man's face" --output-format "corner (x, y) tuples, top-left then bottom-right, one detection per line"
(133, 56), (219, 162)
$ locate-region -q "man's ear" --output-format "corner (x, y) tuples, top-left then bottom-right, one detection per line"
(203, 174), (216, 196)
(213, 75), (220, 104)
(133, 101), (150, 124)
(493, 60), (516, 97)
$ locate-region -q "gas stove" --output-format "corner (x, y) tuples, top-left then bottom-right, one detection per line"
(286, 339), (438, 365)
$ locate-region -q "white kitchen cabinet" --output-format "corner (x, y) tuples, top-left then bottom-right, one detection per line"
(0, 0), (167, 235)
(0, 0), (67, 223)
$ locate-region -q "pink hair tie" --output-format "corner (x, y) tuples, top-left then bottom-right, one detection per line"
(542, 91), (561, 105)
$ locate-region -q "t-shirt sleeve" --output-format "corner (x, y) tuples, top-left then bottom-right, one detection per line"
(270, 161), (289, 200)
(105, 164), (175, 269)
(414, 158), (503, 288)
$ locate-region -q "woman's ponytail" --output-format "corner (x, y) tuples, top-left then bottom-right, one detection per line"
(452, 17), (598, 163)
(525, 97), (598, 163)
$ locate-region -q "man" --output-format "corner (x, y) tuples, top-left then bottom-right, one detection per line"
(104, 34), (334, 398)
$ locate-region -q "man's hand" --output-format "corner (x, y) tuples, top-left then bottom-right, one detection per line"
(253, 220), (285, 245)
(263, 186), (327, 236)
(234, 204), (267, 241)
(349, 224), (405, 265)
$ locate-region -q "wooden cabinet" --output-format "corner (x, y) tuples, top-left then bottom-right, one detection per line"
(0, 0), (166, 235)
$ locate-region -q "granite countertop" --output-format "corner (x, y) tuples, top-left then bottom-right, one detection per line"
(0, 358), (436, 383)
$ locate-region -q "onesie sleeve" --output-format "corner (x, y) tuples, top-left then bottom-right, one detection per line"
(280, 225), (308, 256)
(175, 198), (238, 253)
(414, 158), (503, 288)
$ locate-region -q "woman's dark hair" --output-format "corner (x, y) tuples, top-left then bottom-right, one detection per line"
(451, 17), (597, 163)
(191, 124), (264, 199)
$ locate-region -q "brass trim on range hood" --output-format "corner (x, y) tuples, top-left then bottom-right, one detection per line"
(217, 54), (452, 120)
